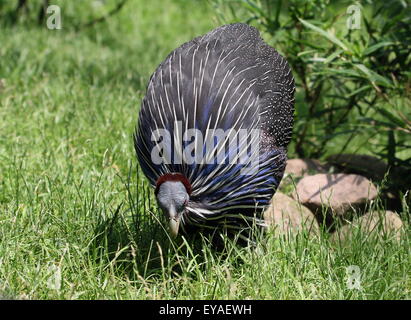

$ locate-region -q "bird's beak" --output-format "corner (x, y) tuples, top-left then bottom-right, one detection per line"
(167, 206), (181, 238)
(169, 217), (180, 238)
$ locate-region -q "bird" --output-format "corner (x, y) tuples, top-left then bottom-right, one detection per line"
(134, 23), (295, 241)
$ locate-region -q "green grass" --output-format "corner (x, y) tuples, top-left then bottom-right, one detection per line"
(0, 0), (410, 300)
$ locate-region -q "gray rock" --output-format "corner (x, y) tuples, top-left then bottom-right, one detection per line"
(293, 173), (378, 217)
(285, 158), (330, 176)
(331, 210), (404, 242)
(264, 192), (319, 236)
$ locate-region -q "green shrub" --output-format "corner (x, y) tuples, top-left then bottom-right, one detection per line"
(212, 0), (411, 198)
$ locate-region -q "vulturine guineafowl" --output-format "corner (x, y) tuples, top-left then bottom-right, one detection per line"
(134, 23), (295, 240)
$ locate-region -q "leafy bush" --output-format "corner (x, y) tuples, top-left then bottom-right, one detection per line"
(212, 0), (411, 198)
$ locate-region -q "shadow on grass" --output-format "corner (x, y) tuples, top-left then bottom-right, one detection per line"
(90, 202), (170, 280)
(90, 205), (255, 282)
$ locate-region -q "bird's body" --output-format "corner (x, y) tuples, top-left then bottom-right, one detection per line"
(135, 23), (295, 238)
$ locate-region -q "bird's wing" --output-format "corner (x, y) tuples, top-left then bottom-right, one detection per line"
(135, 23), (294, 186)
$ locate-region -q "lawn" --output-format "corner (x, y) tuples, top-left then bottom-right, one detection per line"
(0, 0), (409, 299)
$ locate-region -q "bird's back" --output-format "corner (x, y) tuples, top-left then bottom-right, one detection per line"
(135, 23), (295, 231)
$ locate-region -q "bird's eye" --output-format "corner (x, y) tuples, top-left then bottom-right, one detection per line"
(183, 199), (188, 206)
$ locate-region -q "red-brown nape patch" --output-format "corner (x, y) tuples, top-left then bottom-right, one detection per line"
(155, 173), (192, 195)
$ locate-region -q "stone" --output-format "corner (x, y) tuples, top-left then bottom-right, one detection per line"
(331, 210), (404, 242)
(293, 173), (378, 217)
(285, 158), (330, 176)
(326, 154), (388, 181)
(264, 192), (319, 236)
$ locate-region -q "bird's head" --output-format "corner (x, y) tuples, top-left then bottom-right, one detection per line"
(155, 173), (191, 237)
